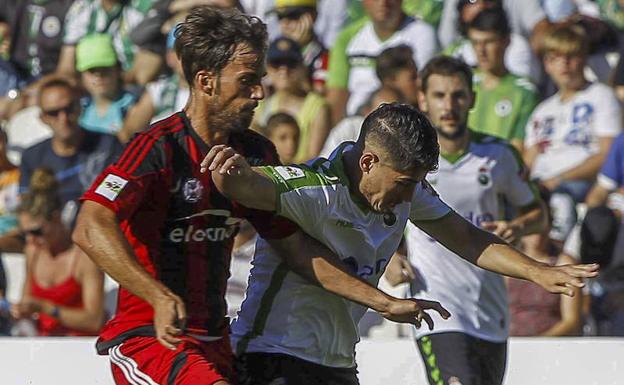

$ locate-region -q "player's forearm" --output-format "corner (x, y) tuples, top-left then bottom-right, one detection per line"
(72, 205), (174, 307)
(268, 234), (393, 313)
(474, 233), (548, 281)
(212, 168), (276, 211)
(510, 201), (547, 238)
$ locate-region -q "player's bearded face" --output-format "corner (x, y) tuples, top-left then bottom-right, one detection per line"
(420, 74), (473, 140)
(208, 45), (265, 132)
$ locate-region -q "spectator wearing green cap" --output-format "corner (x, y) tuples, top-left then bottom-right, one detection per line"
(76, 34), (138, 142)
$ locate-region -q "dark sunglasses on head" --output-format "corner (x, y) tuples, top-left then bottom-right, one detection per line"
(276, 9), (307, 20)
(42, 103), (78, 118)
(269, 58), (300, 69)
(22, 227), (44, 237)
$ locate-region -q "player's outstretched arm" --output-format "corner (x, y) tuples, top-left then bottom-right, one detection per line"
(200, 145), (276, 211)
(73, 201), (187, 350)
(269, 230), (451, 330)
(412, 211), (599, 297)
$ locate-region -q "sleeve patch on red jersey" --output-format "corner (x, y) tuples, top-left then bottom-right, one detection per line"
(95, 174), (129, 201)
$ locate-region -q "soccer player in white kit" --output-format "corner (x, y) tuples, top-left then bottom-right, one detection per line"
(387, 56), (545, 385)
(201, 103), (598, 385)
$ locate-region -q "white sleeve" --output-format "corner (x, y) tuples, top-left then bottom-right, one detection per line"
(437, 0), (461, 48)
(408, 181), (452, 222)
(411, 22), (439, 69)
(261, 165), (329, 230)
(593, 87), (623, 138)
(63, 0), (89, 45)
(501, 146), (537, 207)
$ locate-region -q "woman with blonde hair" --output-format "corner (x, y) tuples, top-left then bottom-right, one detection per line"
(11, 168), (104, 336)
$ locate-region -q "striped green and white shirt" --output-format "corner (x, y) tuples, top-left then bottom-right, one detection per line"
(231, 143), (450, 368)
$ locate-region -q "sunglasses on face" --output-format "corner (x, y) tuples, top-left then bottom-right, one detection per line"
(269, 58), (300, 69)
(42, 103), (78, 118)
(22, 226), (44, 237)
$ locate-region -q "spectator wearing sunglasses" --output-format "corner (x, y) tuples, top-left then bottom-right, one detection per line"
(253, 37), (330, 163)
(11, 168), (104, 336)
(76, 34), (138, 142)
(19, 75), (123, 229)
(271, 0), (329, 94)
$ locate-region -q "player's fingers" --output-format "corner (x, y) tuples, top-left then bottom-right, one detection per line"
(161, 331), (182, 350)
(417, 299), (451, 319)
(209, 147), (236, 171)
(570, 264), (599, 277)
(220, 154), (244, 175)
(165, 324), (182, 336)
(421, 311), (434, 331)
(401, 259), (416, 279)
(174, 297), (187, 323)
(200, 145), (227, 172)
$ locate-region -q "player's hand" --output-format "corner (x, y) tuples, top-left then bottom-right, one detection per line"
(200, 145), (252, 177)
(382, 298), (451, 330)
(481, 221), (523, 243)
(384, 252), (415, 287)
(530, 263), (599, 297)
(152, 293), (187, 350)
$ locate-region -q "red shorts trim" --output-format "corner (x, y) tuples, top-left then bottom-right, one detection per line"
(109, 335), (234, 385)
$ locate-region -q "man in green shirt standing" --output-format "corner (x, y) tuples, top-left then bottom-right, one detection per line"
(466, 7), (539, 153)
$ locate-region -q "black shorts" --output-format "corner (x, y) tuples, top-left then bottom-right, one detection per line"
(417, 332), (507, 385)
(235, 352), (359, 385)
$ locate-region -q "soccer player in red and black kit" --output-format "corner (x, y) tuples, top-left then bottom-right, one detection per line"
(72, 7), (291, 385)
(73, 6), (449, 385)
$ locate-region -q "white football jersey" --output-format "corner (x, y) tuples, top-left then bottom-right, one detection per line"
(231, 143), (450, 367)
(406, 133), (537, 342)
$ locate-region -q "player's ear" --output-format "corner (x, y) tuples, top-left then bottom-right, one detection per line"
(360, 152), (379, 173)
(195, 70), (216, 96)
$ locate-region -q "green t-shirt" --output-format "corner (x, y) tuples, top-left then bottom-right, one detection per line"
(468, 72), (539, 142)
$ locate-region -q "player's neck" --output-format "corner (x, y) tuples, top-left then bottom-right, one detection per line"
(343, 147), (367, 202)
(438, 128), (470, 158)
(184, 101), (230, 146)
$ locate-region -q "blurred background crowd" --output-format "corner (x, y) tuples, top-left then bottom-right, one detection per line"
(0, 0), (622, 339)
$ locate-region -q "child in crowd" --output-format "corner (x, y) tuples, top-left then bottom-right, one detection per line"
(265, 112), (300, 165)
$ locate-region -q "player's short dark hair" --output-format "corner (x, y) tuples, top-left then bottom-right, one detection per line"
(375, 45), (416, 82)
(467, 7), (511, 36)
(174, 6), (268, 86)
(358, 102), (439, 172)
(265, 112), (300, 136)
(420, 56), (473, 93)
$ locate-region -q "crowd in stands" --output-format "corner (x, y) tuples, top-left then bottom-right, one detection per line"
(0, 0), (622, 339)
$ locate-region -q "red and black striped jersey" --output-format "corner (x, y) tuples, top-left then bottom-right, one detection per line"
(81, 112), (296, 353)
